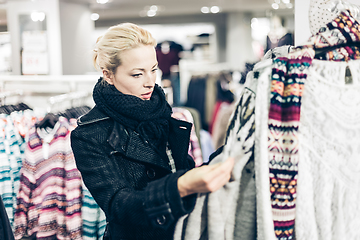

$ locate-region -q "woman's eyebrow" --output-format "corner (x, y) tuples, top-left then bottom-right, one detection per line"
(132, 63), (158, 71)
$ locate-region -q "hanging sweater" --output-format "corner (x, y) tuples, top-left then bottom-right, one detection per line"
(174, 10), (360, 240)
(81, 182), (106, 240)
(294, 58), (360, 240)
(14, 117), (82, 240)
(0, 114), (25, 227)
(174, 71), (258, 240)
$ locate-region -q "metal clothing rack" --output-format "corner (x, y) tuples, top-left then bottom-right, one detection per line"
(47, 91), (91, 113)
(0, 90), (24, 106)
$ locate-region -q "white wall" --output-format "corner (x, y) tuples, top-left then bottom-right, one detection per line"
(7, 0), (63, 75)
(294, 0), (311, 46)
(226, 12), (256, 71)
(59, 2), (94, 75)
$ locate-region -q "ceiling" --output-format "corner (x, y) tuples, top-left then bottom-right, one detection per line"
(0, 0), (295, 28)
(80, 0), (286, 20)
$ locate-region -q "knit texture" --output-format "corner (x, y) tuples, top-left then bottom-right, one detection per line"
(0, 114), (25, 227)
(93, 78), (172, 147)
(81, 182), (106, 240)
(174, 86), (256, 240)
(268, 10), (360, 240)
(14, 117), (82, 240)
(268, 48), (313, 240)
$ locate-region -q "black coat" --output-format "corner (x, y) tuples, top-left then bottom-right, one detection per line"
(70, 106), (196, 240)
(0, 196), (14, 240)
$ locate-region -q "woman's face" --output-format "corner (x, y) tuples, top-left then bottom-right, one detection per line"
(103, 44), (158, 100)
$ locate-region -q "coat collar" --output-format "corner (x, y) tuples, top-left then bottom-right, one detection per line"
(77, 105), (193, 171)
(108, 121), (170, 170)
(108, 117), (192, 171)
(77, 105), (110, 126)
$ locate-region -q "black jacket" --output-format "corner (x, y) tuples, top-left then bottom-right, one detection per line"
(0, 196), (14, 240)
(70, 106), (196, 240)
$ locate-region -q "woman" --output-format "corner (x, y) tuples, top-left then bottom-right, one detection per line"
(70, 22), (234, 240)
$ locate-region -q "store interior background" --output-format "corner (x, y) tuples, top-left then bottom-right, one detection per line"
(0, 0), (354, 111)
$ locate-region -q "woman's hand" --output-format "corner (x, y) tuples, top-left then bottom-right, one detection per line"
(177, 157), (235, 198)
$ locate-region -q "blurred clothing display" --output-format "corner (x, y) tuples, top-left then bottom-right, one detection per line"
(0, 97), (105, 240)
(156, 41), (184, 106)
(156, 41), (183, 80)
(172, 107), (203, 167)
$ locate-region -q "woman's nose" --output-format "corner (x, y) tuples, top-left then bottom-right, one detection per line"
(144, 73), (155, 87)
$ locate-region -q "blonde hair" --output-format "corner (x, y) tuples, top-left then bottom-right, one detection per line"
(93, 22), (157, 74)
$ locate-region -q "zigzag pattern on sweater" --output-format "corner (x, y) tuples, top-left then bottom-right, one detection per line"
(268, 10), (360, 240)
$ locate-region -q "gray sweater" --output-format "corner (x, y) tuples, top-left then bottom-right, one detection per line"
(174, 85), (257, 240)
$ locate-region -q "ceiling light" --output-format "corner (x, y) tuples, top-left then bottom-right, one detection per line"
(201, 6), (210, 14)
(147, 10), (156, 17)
(31, 11), (45, 22)
(90, 13), (99, 21)
(270, 0), (293, 10)
(210, 6), (220, 13)
(96, 0), (109, 4)
(272, 3), (279, 9)
(150, 5), (158, 11)
(251, 18), (259, 29)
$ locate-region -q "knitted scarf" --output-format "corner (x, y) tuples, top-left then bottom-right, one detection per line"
(268, 10), (360, 240)
(93, 78), (172, 146)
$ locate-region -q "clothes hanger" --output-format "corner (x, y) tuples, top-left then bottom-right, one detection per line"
(314, 41), (360, 59)
(35, 113), (59, 129)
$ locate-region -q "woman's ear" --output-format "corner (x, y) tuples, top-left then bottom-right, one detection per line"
(102, 69), (114, 85)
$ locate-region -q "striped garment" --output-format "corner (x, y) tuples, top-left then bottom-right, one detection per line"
(0, 114), (25, 227)
(14, 117), (83, 240)
(81, 182), (106, 240)
(268, 10), (360, 240)
(268, 50), (313, 240)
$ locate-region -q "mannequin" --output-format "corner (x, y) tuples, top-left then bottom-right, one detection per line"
(265, 15), (294, 52)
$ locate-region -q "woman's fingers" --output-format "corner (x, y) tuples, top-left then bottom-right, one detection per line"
(203, 157), (235, 182)
(204, 157), (235, 191)
(178, 157), (236, 197)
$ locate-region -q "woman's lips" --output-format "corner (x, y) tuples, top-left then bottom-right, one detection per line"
(141, 92), (152, 99)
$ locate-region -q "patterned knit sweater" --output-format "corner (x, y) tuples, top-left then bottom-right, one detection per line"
(14, 117), (82, 240)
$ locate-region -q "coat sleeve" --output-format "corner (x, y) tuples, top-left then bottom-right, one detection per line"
(70, 127), (196, 230)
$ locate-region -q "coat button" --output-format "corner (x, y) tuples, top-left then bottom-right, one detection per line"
(156, 215), (166, 225)
(146, 168), (156, 179)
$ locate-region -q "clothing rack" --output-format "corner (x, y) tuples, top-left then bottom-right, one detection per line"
(0, 90), (23, 105)
(47, 91), (91, 113)
(327, 0), (360, 19)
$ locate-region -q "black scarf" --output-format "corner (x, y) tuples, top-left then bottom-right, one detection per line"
(93, 78), (172, 146)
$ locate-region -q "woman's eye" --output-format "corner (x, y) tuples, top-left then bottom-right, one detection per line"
(132, 73), (142, 78)
(152, 68), (158, 73)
